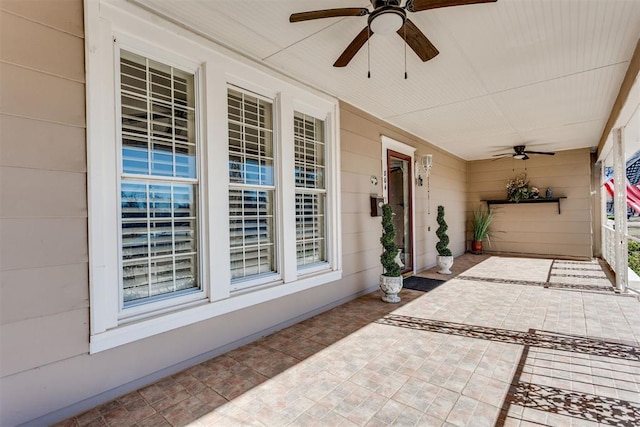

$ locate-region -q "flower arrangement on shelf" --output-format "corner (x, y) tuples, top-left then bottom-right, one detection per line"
(506, 173), (540, 202)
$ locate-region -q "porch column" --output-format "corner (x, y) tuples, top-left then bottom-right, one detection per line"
(601, 160), (609, 264)
(612, 127), (628, 292)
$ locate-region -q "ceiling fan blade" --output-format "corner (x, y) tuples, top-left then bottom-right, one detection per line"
(398, 19), (439, 62)
(525, 151), (555, 156)
(334, 27), (371, 67)
(407, 0), (497, 13)
(290, 8), (369, 23)
(492, 153), (511, 157)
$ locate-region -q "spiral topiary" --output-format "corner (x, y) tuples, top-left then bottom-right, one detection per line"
(380, 204), (402, 277)
(436, 205), (452, 257)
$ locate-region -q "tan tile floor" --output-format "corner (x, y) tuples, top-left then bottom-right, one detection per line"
(56, 255), (640, 426)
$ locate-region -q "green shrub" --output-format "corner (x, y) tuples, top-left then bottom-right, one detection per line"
(436, 205), (452, 257)
(380, 204), (401, 277)
(630, 241), (640, 276)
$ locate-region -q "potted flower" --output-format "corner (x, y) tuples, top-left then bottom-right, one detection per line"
(471, 206), (495, 254)
(436, 205), (453, 274)
(506, 172), (532, 202)
(379, 203), (403, 303)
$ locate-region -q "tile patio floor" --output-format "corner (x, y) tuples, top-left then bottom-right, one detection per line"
(57, 255), (640, 426)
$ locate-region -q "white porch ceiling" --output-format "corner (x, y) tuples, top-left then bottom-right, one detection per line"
(132, 0), (640, 160)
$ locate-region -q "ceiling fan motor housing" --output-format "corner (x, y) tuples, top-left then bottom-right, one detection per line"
(368, 2), (406, 34)
(372, 0), (402, 7)
(514, 145), (526, 154)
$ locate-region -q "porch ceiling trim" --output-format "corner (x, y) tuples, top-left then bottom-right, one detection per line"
(597, 38), (640, 159)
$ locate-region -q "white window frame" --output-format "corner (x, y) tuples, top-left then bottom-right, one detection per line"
(227, 86), (281, 291)
(293, 103), (331, 276)
(114, 43), (207, 322)
(85, 0), (341, 353)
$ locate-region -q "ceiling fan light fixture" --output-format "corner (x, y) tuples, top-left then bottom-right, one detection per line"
(368, 6), (405, 35)
(513, 154), (526, 160)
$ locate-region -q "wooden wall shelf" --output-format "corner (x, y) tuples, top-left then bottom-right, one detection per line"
(483, 197), (567, 214)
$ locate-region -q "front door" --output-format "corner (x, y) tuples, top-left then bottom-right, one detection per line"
(387, 150), (413, 274)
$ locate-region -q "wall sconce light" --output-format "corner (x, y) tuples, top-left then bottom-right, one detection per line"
(415, 154), (433, 187)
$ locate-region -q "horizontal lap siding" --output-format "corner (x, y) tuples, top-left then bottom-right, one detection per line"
(0, 0), (90, 422)
(466, 148), (593, 258)
(1, 115), (87, 172)
(0, 0), (89, 373)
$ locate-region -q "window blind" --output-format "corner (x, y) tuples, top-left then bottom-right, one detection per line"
(294, 112), (327, 267)
(119, 50), (199, 305)
(227, 89), (276, 282)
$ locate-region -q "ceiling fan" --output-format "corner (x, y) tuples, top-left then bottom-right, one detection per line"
(289, 0), (497, 68)
(493, 145), (556, 161)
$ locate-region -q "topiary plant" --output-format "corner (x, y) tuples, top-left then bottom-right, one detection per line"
(380, 204), (402, 277)
(436, 205), (452, 257)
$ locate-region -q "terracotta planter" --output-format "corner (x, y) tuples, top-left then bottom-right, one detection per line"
(471, 240), (483, 254)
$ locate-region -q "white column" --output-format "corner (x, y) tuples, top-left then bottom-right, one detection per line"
(601, 160), (608, 264)
(612, 127), (628, 292)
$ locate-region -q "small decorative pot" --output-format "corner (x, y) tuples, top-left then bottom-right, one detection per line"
(379, 275), (403, 303)
(471, 240), (483, 254)
(436, 255), (454, 275)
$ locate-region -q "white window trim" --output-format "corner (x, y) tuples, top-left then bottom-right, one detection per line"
(292, 102), (331, 275)
(85, 0), (341, 353)
(113, 37), (208, 320)
(227, 86), (281, 291)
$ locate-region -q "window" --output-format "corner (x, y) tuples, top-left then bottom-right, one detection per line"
(227, 89), (277, 285)
(294, 112), (327, 268)
(85, 3), (341, 351)
(119, 50), (200, 308)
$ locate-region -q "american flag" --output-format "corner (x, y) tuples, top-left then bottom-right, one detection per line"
(603, 178), (640, 214)
(603, 150), (640, 215)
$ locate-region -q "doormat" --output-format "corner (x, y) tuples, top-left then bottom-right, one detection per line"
(403, 276), (446, 292)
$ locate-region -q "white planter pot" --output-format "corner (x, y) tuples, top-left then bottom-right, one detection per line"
(436, 255), (453, 275)
(379, 275), (403, 303)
